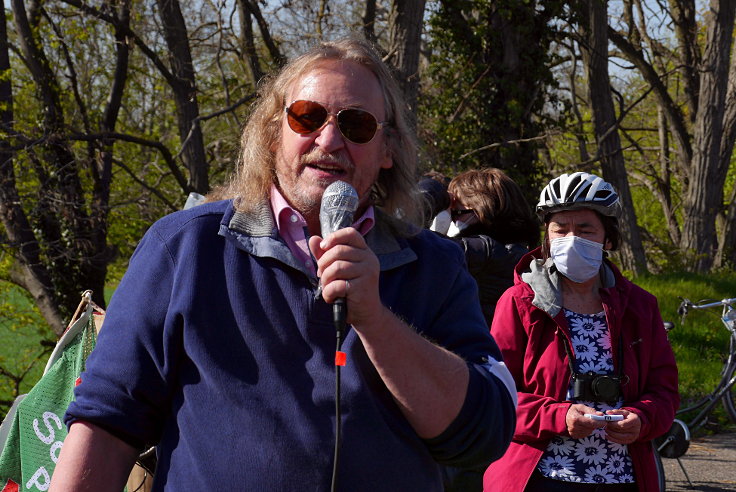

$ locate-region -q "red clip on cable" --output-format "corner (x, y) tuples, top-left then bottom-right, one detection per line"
(335, 351), (347, 366)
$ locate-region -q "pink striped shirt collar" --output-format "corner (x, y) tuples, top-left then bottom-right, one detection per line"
(269, 185), (375, 274)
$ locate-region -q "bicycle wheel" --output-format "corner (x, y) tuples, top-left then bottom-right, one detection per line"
(653, 419), (690, 458)
(653, 445), (666, 492)
(721, 360), (736, 423)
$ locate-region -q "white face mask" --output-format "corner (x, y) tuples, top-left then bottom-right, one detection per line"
(550, 236), (604, 283)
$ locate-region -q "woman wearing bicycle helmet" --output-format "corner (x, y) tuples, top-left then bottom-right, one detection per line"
(484, 172), (678, 491)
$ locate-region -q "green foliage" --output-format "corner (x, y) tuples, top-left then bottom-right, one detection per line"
(630, 184), (684, 272)
(635, 271), (736, 431)
(0, 279), (54, 417)
(420, 0), (568, 199)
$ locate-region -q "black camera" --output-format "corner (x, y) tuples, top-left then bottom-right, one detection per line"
(571, 371), (622, 403)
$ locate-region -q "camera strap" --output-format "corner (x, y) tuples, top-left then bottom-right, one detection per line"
(561, 325), (624, 379)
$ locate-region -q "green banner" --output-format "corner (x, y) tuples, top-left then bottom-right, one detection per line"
(0, 303), (96, 491)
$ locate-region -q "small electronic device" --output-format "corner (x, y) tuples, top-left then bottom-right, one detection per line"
(584, 413), (624, 421)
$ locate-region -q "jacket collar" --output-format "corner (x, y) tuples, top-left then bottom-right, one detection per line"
(218, 200), (418, 274)
(518, 247), (617, 318)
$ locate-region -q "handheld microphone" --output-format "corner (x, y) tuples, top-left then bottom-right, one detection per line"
(319, 181), (359, 331)
(320, 181), (359, 237)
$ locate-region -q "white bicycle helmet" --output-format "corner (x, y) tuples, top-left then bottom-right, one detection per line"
(536, 172), (620, 218)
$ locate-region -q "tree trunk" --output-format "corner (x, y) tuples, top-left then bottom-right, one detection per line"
(656, 107), (681, 246)
(238, 0), (285, 68)
(4, 0), (138, 331)
(236, 0), (264, 87)
(718, 183), (736, 268)
(714, 23), (736, 268)
(681, 0), (736, 272)
(10, 0), (105, 332)
(608, 28), (693, 173)
(580, 0), (648, 274)
(363, 0), (378, 44)
(668, 0), (700, 122)
(0, 7), (65, 332)
(567, 53), (591, 164)
(156, 0), (208, 194)
(387, 0), (426, 125)
(87, 0), (132, 308)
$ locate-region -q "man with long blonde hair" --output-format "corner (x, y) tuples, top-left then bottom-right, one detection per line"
(51, 37), (516, 491)
(212, 37), (419, 226)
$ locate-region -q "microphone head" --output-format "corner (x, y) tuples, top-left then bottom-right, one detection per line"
(319, 181), (359, 237)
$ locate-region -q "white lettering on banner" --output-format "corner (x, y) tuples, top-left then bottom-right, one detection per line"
(25, 467), (50, 491)
(27, 412), (64, 490)
(49, 441), (62, 464)
(32, 413), (62, 445)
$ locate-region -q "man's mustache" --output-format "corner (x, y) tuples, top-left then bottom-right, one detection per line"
(300, 149), (354, 170)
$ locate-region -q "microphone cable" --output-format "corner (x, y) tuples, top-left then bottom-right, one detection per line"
(318, 180), (358, 491)
(331, 298), (347, 492)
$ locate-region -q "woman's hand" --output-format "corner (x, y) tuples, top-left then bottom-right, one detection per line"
(566, 404), (607, 438)
(566, 405), (642, 444)
(604, 409), (641, 444)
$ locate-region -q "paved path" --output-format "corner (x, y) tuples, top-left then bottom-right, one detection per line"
(662, 432), (736, 491)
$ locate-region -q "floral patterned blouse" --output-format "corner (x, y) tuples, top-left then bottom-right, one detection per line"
(536, 309), (635, 484)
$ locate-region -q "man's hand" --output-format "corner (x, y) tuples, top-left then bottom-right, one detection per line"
(309, 227), (470, 439)
(308, 228), (384, 328)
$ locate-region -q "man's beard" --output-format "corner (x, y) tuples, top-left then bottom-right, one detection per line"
(277, 149), (355, 216)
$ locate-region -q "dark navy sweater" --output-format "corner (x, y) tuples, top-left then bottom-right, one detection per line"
(66, 200), (515, 491)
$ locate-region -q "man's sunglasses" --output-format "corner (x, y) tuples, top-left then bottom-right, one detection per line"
(451, 209), (475, 219)
(285, 100), (388, 144)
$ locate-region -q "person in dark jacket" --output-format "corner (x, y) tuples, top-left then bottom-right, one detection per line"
(447, 168), (540, 325)
(441, 168), (538, 492)
(50, 37), (517, 492)
(418, 172), (451, 229)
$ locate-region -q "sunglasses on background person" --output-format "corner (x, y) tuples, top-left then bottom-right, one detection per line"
(285, 100), (388, 144)
(451, 209), (475, 219)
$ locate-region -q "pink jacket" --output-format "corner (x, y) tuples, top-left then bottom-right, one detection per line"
(484, 248), (678, 491)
